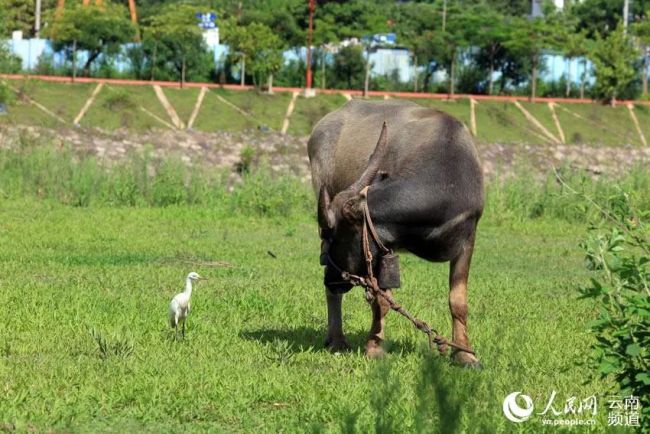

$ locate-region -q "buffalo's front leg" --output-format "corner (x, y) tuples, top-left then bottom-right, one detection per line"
(365, 289), (391, 358)
(324, 287), (350, 351)
(448, 235), (481, 367)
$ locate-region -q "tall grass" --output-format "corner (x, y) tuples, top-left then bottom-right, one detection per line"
(485, 167), (650, 223)
(0, 137), (647, 223)
(0, 137), (313, 217)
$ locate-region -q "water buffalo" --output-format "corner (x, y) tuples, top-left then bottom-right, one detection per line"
(307, 99), (483, 366)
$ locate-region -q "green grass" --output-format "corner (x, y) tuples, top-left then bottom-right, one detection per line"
(0, 144), (647, 432)
(519, 101), (559, 140)
(215, 88), (292, 131)
(0, 97), (62, 128)
(631, 104), (650, 144)
(27, 80), (95, 122)
(475, 101), (547, 145)
(554, 103), (641, 146)
(1, 80), (647, 147)
(416, 98), (472, 128)
(0, 198), (619, 433)
(82, 84), (174, 131)
(81, 85), (162, 131)
(192, 90), (255, 132)
(163, 87), (202, 127)
(288, 93), (347, 136)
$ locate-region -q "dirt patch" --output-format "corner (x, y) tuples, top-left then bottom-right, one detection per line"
(1, 125), (647, 182)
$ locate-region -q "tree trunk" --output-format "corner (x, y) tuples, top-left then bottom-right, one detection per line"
(488, 57), (494, 95)
(83, 51), (100, 77)
(423, 70), (431, 93)
(321, 49), (326, 89)
(565, 58), (571, 97)
(240, 56), (246, 86)
(580, 58), (586, 99)
(448, 53), (455, 98)
(363, 47), (370, 97)
(643, 49), (649, 97)
(413, 54), (418, 92)
(267, 73), (274, 94)
(181, 56), (186, 88)
(72, 39), (77, 82)
(530, 58), (538, 102)
(151, 43), (157, 81)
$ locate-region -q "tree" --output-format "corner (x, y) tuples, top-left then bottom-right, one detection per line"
(48, 2), (135, 77)
(560, 30), (590, 98)
(315, 0), (390, 42)
(222, 20), (284, 89)
(235, 0), (305, 47)
(331, 44), (365, 89)
(0, 0), (34, 36)
(0, 9), (22, 74)
(245, 24), (284, 92)
(392, 1), (439, 92)
(590, 23), (638, 104)
(482, 0), (531, 17)
(505, 16), (560, 101)
(144, 3), (212, 86)
(633, 11), (650, 96)
(574, 0), (650, 38)
(463, 6), (510, 95)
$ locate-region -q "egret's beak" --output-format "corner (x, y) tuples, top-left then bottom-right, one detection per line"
(199, 277), (208, 281)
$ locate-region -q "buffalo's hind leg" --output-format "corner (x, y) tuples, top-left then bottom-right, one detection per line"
(449, 232), (481, 368)
(324, 287), (351, 352)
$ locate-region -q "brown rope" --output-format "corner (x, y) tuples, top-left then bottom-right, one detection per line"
(334, 187), (475, 356)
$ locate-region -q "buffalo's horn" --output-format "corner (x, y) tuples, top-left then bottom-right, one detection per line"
(318, 186), (336, 229)
(348, 121), (389, 192)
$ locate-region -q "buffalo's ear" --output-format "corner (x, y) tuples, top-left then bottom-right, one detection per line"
(318, 186), (335, 229)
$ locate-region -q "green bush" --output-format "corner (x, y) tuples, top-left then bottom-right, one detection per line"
(0, 81), (12, 105)
(579, 191), (649, 420)
(103, 90), (137, 111)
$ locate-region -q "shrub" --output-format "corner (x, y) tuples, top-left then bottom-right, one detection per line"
(0, 81), (12, 105)
(579, 191), (649, 420)
(103, 90), (137, 111)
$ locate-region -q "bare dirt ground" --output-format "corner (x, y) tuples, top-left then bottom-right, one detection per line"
(1, 125), (648, 181)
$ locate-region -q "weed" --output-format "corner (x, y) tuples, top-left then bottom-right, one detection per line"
(264, 338), (295, 365)
(103, 90), (137, 112)
(235, 145), (256, 174)
(89, 328), (134, 360)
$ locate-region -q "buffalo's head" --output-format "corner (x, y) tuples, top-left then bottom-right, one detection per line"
(318, 122), (389, 290)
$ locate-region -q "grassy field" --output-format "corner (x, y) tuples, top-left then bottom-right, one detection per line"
(0, 199), (607, 433)
(2, 79), (650, 146)
(1, 142), (648, 432)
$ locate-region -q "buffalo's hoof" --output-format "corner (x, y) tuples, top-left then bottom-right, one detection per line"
(463, 361), (483, 370)
(364, 342), (385, 359)
(452, 350), (482, 369)
(325, 336), (351, 352)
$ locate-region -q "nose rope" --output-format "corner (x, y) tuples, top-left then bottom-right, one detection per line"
(325, 189), (475, 356)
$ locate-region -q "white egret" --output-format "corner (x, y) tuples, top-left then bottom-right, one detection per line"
(169, 272), (205, 339)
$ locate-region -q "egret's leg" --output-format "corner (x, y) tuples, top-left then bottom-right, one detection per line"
(182, 320), (185, 338)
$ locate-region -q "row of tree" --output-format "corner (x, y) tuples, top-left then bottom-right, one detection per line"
(1, 0), (650, 102)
